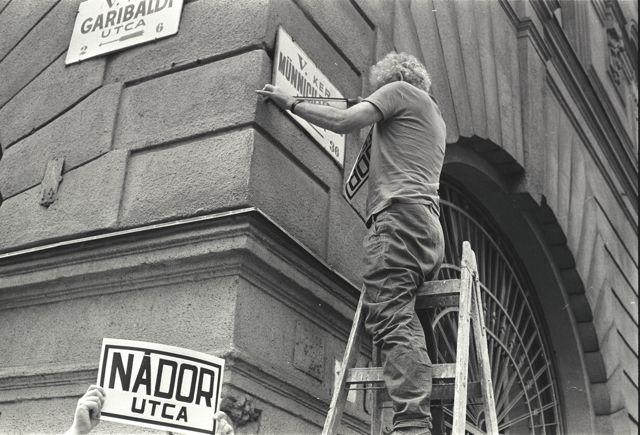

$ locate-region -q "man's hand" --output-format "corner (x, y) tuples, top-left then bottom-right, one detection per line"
(64, 385), (105, 435)
(214, 411), (235, 435)
(255, 84), (296, 111)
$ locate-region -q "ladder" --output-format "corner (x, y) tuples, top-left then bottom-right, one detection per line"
(323, 241), (499, 435)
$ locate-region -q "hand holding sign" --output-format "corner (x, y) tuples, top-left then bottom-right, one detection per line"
(214, 411), (235, 435)
(64, 383), (234, 435)
(255, 84), (295, 111)
(64, 385), (105, 435)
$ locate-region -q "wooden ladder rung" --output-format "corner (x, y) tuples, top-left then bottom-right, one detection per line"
(347, 363), (456, 385)
(415, 279), (460, 309)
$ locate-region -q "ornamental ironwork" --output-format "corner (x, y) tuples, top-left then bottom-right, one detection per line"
(433, 181), (561, 434)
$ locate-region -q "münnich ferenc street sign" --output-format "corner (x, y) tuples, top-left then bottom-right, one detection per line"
(272, 27), (346, 167)
(66, 0), (184, 65)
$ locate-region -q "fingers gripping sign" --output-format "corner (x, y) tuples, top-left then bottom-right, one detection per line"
(65, 385), (106, 435)
(255, 84), (296, 112)
(214, 411), (235, 435)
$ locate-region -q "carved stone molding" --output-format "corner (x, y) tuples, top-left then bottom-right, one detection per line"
(39, 157), (64, 207)
(219, 394), (262, 428)
(604, 10), (634, 101)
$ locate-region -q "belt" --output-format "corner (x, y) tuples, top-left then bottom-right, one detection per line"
(365, 200), (440, 229)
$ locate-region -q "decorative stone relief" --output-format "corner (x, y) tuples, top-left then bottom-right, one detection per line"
(293, 320), (325, 381)
(219, 394), (262, 428)
(607, 24), (626, 86)
(40, 157), (65, 207)
(604, 3), (634, 97)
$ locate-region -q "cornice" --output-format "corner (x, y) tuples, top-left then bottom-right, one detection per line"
(0, 208), (361, 319)
(0, 363), (97, 403)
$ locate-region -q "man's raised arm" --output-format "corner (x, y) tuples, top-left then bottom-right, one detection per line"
(256, 84), (382, 134)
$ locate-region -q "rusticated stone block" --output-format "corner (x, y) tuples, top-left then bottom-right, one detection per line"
(0, 55), (105, 150)
(0, 395), (83, 433)
(352, 0), (394, 36)
(576, 321), (599, 352)
(583, 351), (607, 383)
(374, 29), (395, 65)
(114, 50), (270, 151)
(0, 274), (237, 372)
(0, 84), (120, 200)
(0, 151), (127, 252)
(0, 0), (80, 106)
(294, 0), (374, 74)
(410, 0), (459, 142)
(453, 0), (489, 139)
(0, 0), (57, 60)
(610, 407), (637, 434)
(119, 129), (254, 227)
(568, 293), (593, 322)
(105, 0), (269, 83)
(560, 268), (584, 294)
(254, 99), (339, 189)
(550, 244), (576, 270)
(393, 0), (425, 63)
(249, 130), (329, 257)
(432, 0), (473, 138)
(590, 382), (612, 415)
(326, 186), (366, 284)
(293, 320), (325, 381)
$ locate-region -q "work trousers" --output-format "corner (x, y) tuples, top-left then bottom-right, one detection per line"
(362, 202), (445, 431)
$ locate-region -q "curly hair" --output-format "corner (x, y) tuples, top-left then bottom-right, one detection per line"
(369, 52), (431, 93)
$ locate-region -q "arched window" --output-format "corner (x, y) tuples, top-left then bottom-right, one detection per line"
(433, 180), (562, 434)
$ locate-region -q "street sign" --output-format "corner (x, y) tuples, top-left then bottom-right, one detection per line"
(97, 338), (224, 435)
(66, 0), (184, 65)
(343, 128), (372, 222)
(272, 27), (346, 167)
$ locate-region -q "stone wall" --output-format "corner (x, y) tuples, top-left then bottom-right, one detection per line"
(0, 0), (637, 433)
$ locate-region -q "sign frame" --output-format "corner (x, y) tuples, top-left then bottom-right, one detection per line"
(97, 338), (224, 435)
(272, 26), (346, 167)
(66, 0), (184, 65)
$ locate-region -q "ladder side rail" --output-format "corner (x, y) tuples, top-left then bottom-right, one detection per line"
(371, 345), (382, 435)
(470, 256), (500, 434)
(322, 287), (367, 435)
(451, 242), (475, 433)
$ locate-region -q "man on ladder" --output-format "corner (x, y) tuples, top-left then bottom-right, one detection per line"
(258, 52), (446, 435)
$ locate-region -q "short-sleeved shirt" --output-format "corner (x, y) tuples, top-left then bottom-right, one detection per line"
(363, 81), (446, 220)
